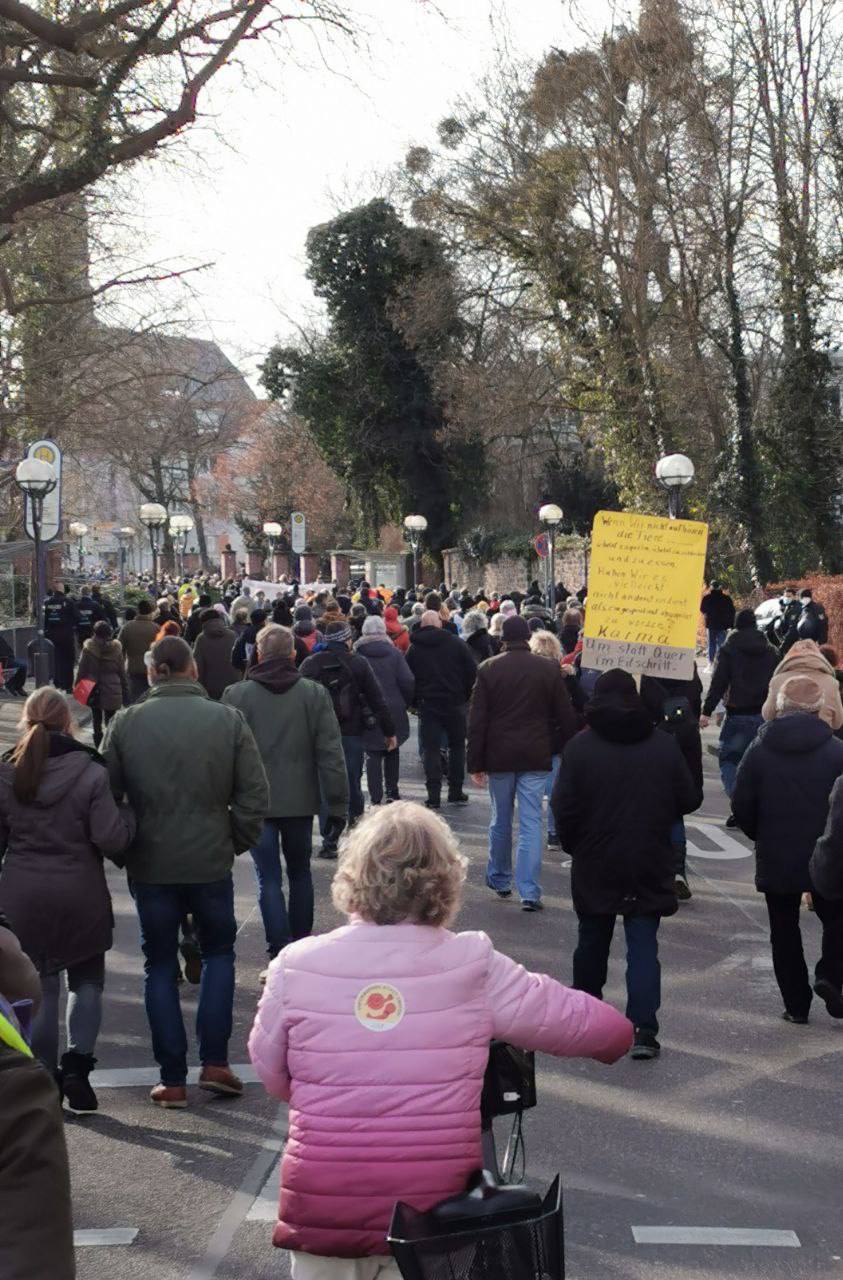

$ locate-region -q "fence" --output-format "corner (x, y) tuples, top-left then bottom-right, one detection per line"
(0, 563), (31, 629)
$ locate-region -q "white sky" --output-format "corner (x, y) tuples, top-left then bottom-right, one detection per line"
(118, 0), (623, 384)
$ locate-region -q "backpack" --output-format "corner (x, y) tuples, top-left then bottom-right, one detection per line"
(316, 654), (359, 727)
(661, 695), (695, 733)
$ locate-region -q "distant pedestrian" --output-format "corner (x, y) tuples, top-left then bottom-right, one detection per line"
(354, 616), (414, 804)
(781, 588), (829, 653)
(762, 640), (843, 732)
(552, 669), (700, 1060)
(44, 587), (77, 693)
(462, 609), (496, 664)
(406, 611), (477, 809)
(193, 608), (241, 701)
(641, 670), (704, 901)
(732, 676), (843, 1024)
(118, 599), (159, 703)
(76, 620), (129, 748)
(469, 615), (577, 911)
(700, 580), (735, 667)
(106, 637), (268, 1108)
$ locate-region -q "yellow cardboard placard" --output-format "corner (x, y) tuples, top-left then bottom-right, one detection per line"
(582, 511), (708, 678)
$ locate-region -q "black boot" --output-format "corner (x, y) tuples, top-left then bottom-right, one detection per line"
(426, 785), (441, 811)
(60, 1051), (98, 1114)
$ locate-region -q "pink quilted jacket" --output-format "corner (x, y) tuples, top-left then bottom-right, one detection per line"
(249, 920), (632, 1258)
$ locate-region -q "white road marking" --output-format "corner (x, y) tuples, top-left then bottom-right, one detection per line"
(632, 1226), (801, 1247)
(74, 1228), (138, 1246)
(91, 1063), (259, 1088)
(685, 821), (751, 860)
(246, 1157), (281, 1221)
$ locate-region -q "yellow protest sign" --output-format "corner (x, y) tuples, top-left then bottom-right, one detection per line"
(582, 510), (709, 680)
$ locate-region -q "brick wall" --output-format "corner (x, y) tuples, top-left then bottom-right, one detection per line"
(443, 538), (588, 598)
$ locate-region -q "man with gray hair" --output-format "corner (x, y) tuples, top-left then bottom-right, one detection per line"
(223, 625), (348, 970)
(732, 675), (843, 1023)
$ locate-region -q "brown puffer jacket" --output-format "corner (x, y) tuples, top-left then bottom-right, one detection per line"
(467, 643), (578, 774)
(0, 737), (135, 971)
(193, 617), (242, 701)
(762, 641), (843, 731)
(76, 637), (128, 710)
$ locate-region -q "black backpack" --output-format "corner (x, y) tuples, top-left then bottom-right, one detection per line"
(317, 654), (359, 727)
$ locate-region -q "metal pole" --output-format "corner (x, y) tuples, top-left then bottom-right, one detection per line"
(119, 544), (126, 605)
(32, 501), (51, 687)
(668, 488), (679, 520)
(548, 527), (557, 612)
(413, 537), (419, 588)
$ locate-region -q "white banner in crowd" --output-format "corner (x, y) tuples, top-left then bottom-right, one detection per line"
(241, 577), (323, 598)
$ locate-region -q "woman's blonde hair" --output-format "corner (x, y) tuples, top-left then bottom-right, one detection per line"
(332, 801), (468, 927)
(12, 688), (74, 803)
(530, 630), (562, 661)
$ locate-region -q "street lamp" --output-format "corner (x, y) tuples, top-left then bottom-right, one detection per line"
(116, 527), (134, 604)
(68, 520), (88, 572)
(139, 501), (167, 586)
(15, 456), (57, 687)
(539, 503), (563, 612)
(403, 514), (428, 588)
(656, 453), (695, 519)
(169, 513), (194, 578)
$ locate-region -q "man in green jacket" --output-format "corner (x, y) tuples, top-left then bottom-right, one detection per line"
(223, 624), (348, 974)
(106, 636), (268, 1109)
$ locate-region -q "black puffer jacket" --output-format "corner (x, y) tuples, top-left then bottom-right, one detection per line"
(641, 673), (704, 799)
(702, 627), (779, 717)
(406, 627), (477, 711)
(811, 776), (843, 900)
(732, 715), (843, 894)
(551, 694), (699, 917)
(700, 589), (735, 631)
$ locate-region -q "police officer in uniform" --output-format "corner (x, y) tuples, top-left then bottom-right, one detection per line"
(74, 586), (103, 649)
(43, 588), (77, 691)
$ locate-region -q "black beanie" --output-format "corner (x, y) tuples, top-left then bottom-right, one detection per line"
(594, 668), (638, 698)
(735, 608), (756, 630)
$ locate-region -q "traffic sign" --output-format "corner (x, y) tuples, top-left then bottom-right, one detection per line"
(24, 438), (62, 542)
(533, 532), (549, 559)
(290, 511), (306, 554)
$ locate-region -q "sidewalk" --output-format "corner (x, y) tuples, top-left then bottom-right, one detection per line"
(0, 684), (91, 751)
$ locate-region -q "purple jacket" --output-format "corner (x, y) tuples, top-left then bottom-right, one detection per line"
(249, 919), (632, 1257)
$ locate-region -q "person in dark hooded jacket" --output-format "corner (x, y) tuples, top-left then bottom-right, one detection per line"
(551, 669), (699, 1060)
(76, 620), (129, 747)
(641, 671), (704, 901)
(223, 626), (347, 969)
(193, 608), (241, 700)
(811, 776), (843, 901)
(407, 612), (477, 808)
(701, 609), (779, 808)
(732, 675), (843, 1023)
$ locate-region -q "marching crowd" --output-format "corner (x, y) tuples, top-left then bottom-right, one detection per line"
(2, 569), (843, 1278)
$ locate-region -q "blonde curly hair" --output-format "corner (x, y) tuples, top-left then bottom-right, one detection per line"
(529, 630), (562, 661)
(332, 801), (468, 927)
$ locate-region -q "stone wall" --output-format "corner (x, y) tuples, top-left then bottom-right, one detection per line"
(442, 537), (588, 597)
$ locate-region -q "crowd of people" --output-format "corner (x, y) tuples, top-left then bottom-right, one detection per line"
(2, 566), (843, 1276)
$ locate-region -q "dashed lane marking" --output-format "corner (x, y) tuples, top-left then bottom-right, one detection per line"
(246, 1157), (281, 1221)
(74, 1228), (138, 1246)
(685, 821), (751, 860)
(632, 1226), (801, 1247)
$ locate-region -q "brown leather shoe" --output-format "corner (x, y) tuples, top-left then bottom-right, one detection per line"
(150, 1084), (187, 1109)
(198, 1065), (243, 1097)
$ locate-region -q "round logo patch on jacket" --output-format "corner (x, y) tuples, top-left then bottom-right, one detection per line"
(355, 984), (405, 1031)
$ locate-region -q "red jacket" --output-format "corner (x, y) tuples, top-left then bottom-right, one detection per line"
(384, 607), (409, 653)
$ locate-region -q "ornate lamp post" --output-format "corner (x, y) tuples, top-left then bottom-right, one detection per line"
(139, 502), (167, 587)
(15, 457), (57, 687)
(116, 527), (135, 603)
(403, 514), (428, 589)
(656, 453), (695, 519)
(68, 520), (88, 572)
(169, 513), (194, 578)
(538, 502), (563, 612)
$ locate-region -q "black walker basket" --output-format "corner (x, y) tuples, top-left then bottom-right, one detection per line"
(388, 1173), (564, 1280)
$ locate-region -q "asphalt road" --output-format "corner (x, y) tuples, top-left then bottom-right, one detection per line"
(40, 704), (843, 1280)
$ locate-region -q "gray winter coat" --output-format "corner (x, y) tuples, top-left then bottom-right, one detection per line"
(353, 637), (415, 750)
(0, 738), (135, 970)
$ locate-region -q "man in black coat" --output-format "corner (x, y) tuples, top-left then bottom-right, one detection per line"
(43, 587), (78, 692)
(406, 611), (477, 808)
(552, 669), (700, 1060)
(300, 621), (395, 830)
(640, 671), (704, 901)
(700, 580), (735, 666)
(732, 675), (843, 1023)
(700, 609), (779, 812)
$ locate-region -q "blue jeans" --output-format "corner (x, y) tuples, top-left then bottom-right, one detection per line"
(486, 771), (548, 904)
(573, 913), (661, 1034)
(250, 817), (313, 958)
(545, 755), (561, 839)
(719, 713), (763, 797)
(708, 628), (727, 662)
(134, 878), (237, 1085)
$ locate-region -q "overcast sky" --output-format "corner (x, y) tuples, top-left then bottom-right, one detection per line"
(120, 0), (623, 383)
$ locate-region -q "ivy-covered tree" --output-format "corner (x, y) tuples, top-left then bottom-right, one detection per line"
(261, 199), (486, 551)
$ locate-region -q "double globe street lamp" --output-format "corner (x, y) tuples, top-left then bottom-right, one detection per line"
(169, 513), (194, 579)
(538, 502), (563, 612)
(15, 456), (58, 687)
(655, 453), (695, 519)
(139, 502), (168, 586)
(403, 514), (428, 589)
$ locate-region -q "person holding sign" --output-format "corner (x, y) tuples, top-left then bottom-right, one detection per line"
(551, 669), (700, 1060)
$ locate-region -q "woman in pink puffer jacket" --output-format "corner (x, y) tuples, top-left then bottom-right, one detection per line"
(249, 801), (632, 1280)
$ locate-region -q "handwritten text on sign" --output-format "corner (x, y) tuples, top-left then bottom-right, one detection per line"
(582, 511), (708, 679)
